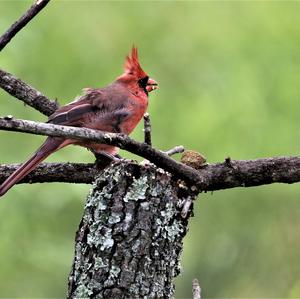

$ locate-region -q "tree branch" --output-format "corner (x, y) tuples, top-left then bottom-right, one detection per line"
(0, 117), (201, 188)
(0, 118), (300, 191)
(0, 146), (181, 185)
(200, 156), (300, 190)
(0, 162), (101, 185)
(165, 145), (185, 156)
(0, 0), (51, 51)
(0, 69), (59, 116)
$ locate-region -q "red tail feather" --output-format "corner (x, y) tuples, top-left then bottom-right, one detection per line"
(0, 138), (64, 197)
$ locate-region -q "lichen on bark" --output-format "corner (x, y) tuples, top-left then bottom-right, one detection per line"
(67, 161), (198, 299)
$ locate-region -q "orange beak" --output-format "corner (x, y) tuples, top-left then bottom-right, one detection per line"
(146, 78), (158, 93)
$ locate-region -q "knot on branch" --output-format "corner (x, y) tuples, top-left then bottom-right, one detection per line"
(68, 161), (197, 299)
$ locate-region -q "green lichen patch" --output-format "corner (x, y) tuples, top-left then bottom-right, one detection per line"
(94, 257), (109, 270)
(87, 223), (114, 250)
(123, 174), (149, 202)
(74, 283), (93, 299)
(108, 212), (122, 224)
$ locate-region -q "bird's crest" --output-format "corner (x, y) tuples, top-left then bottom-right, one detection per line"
(124, 47), (147, 78)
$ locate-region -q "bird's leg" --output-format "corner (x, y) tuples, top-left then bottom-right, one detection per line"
(114, 153), (123, 159)
(91, 151), (117, 168)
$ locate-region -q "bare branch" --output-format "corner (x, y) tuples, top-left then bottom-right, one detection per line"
(199, 156), (300, 191)
(0, 69), (59, 116)
(0, 117), (201, 187)
(140, 145), (184, 166)
(165, 145), (185, 156)
(143, 112), (152, 146)
(1, 154), (300, 192)
(0, 162), (99, 185)
(1, 117), (300, 191)
(0, 0), (51, 51)
(1, 119), (300, 192)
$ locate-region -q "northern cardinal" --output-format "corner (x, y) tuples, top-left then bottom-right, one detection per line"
(0, 47), (158, 197)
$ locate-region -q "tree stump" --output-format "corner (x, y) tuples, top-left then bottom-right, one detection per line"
(67, 161), (198, 299)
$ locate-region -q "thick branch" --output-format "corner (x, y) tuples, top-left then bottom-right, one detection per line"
(0, 147), (182, 185)
(0, 117), (201, 187)
(0, 69), (59, 116)
(199, 156), (300, 190)
(1, 156), (300, 192)
(0, 0), (51, 51)
(0, 162), (99, 185)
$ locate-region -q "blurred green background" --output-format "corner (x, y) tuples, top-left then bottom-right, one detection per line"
(1, 1), (300, 298)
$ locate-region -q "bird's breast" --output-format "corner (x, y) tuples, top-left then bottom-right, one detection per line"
(121, 97), (148, 135)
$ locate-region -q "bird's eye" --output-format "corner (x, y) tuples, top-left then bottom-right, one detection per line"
(138, 76), (149, 89)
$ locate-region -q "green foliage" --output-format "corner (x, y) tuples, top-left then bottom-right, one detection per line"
(0, 1), (300, 297)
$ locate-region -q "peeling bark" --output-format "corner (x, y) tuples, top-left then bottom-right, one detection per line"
(67, 161), (197, 299)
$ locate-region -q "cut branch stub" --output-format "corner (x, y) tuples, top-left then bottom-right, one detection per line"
(67, 161), (197, 299)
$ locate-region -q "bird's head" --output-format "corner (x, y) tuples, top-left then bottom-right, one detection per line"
(117, 47), (158, 95)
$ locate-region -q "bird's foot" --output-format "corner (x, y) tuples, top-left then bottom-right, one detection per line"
(94, 151), (117, 167)
(94, 151), (129, 167)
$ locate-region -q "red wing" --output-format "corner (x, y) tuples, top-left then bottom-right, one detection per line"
(47, 87), (132, 131)
(48, 103), (96, 126)
(48, 89), (109, 126)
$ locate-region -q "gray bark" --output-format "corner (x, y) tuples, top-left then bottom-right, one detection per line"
(67, 161), (197, 299)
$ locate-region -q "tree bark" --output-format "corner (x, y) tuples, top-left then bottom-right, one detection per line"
(67, 161), (197, 299)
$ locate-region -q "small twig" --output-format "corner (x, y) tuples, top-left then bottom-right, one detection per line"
(0, 69), (59, 116)
(192, 279), (201, 299)
(143, 112), (152, 146)
(165, 145), (185, 156)
(141, 146), (184, 165)
(0, 0), (51, 51)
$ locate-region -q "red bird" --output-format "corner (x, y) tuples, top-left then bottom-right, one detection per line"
(0, 47), (158, 197)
